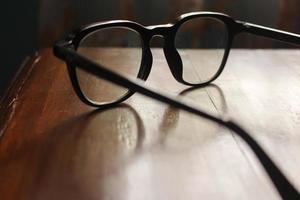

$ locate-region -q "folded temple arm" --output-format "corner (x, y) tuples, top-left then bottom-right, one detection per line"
(236, 20), (300, 46)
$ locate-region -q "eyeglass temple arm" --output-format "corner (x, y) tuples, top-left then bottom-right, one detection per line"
(53, 43), (300, 200)
(236, 20), (300, 46)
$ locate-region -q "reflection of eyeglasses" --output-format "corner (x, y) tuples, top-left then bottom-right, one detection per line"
(54, 12), (300, 199)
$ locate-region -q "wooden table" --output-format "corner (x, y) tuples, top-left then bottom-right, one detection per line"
(1, 49), (300, 199)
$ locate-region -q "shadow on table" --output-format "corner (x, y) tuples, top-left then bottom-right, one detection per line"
(14, 104), (145, 199)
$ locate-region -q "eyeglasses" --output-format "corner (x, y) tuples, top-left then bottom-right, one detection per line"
(56, 11), (300, 108)
(54, 12), (300, 199)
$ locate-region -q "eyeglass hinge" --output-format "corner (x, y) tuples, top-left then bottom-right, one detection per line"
(55, 40), (73, 48)
(234, 20), (251, 33)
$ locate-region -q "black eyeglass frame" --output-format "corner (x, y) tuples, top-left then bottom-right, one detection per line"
(54, 12), (300, 199)
(63, 12), (300, 108)
(62, 12), (300, 108)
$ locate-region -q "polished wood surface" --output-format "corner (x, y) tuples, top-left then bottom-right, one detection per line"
(1, 49), (300, 199)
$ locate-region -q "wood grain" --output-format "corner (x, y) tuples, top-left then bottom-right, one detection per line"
(1, 48), (300, 199)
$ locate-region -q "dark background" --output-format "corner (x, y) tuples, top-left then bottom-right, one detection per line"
(1, 0), (300, 97)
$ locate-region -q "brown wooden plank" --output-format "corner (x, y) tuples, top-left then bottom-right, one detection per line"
(0, 52), (41, 138)
(2, 48), (300, 199)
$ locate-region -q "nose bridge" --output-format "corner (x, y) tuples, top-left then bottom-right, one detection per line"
(146, 23), (184, 84)
(146, 23), (173, 37)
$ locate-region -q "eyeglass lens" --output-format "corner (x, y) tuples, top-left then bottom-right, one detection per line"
(175, 17), (228, 84)
(77, 27), (143, 104)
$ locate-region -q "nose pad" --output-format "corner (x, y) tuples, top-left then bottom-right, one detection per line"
(163, 41), (184, 83)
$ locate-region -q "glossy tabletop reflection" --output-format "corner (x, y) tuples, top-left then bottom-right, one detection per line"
(1, 49), (300, 200)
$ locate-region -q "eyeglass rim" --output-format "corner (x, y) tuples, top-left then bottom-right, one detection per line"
(74, 12), (235, 86)
(66, 12), (236, 107)
(68, 26), (146, 108)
